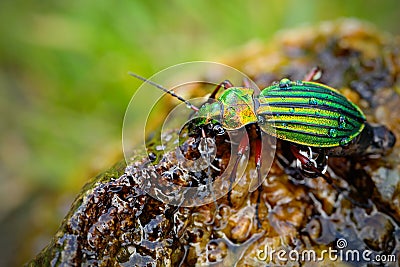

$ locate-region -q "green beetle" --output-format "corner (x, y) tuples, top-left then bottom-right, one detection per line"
(129, 69), (395, 169)
(196, 78), (366, 148)
(129, 70), (375, 177)
(130, 70), (395, 224)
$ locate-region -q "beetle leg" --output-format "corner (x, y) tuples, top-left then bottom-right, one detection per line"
(290, 145), (336, 186)
(293, 147), (328, 178)
(199, 127), (221, 216)
(209, 80), (234, 100)
(303, 67), (322, 82)
(242, 77), (252, 88)
(254, 126), (263, 228)
(227, 133), (249, 205)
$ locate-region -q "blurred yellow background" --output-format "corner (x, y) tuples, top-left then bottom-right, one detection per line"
(1, 0), (399, 265)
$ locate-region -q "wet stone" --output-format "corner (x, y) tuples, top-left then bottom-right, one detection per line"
(28, 19), (400, 266)
(357, 212), (395, 252)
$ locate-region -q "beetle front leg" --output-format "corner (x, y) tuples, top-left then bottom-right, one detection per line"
(254, 126), (263, 228)
(209, 80), (234, 100)
(227, 133), (249, 205)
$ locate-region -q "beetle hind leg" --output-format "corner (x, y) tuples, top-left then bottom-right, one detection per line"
(279, 143), (372, 209)
(291, 146), (328, 179)
(303, 66), (322, 82)
(289, 145), (348, 194)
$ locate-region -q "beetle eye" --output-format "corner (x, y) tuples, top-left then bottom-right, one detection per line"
(213, 125), (225, 135)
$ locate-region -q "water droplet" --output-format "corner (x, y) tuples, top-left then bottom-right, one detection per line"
(272, 81), (279, 86)
(338, 116), (347, 129)
(257, 115), (265, 123)
(282, 122), (288, 127)
(295, 80), (303, 86)
(156, 145), (166, 151)
(279, 78), (291, 89)
(328, 128), (338, 138)
(339, 137), (350, 146)
(309, 97), (318, 105)
(289, 107), (295, 113)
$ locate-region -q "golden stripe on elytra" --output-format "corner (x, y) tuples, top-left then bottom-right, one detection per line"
(268, 115), (338, 128)
(258, 106), (341, 118)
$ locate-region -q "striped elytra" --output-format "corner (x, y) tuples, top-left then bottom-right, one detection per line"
(256, 79), (366, 147)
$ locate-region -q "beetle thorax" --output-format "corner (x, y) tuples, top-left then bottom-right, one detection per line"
(196, 88), (258, 130)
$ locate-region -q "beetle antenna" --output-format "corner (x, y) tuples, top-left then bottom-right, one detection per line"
(128, 72), (199, 111)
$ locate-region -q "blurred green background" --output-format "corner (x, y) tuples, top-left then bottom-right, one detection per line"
(1, 0), (399, 265)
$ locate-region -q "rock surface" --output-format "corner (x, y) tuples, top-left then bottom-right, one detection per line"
(28, 19), (400, 266)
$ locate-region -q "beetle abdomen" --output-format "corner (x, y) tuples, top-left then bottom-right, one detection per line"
(257, 79), (366, 147)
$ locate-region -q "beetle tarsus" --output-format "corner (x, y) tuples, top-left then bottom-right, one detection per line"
(255, 186), (263, 228)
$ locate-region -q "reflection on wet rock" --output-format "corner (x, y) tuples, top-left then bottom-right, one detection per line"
(28, 19), (400, 266)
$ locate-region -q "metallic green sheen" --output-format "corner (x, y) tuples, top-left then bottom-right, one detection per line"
(197, 88), (257, 130)
(195, 79), (366, 148)
(256, 80), (366, 147)
(196, 101), (223, 125)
